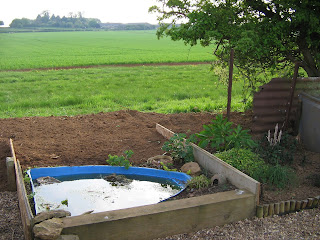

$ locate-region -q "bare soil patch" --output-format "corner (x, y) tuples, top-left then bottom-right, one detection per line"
(0, 110), (319, 201)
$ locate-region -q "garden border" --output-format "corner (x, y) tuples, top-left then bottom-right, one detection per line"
(156, 123), (261, 204)
(7, 130), (257, 240)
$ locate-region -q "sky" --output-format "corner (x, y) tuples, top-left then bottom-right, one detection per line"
(0, 0), (159, 27)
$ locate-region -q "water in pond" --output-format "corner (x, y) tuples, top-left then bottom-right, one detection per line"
(33, 174), (181, 216)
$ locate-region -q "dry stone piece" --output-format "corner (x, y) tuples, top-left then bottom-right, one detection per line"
(33, 218), (63, 240)
(103, 174), (133, 186)
(57, 235), (80, 240)
(211, 174), (227, 185)
(181, 162), (201, 176)
(36, 176), (61, 186)
(34, 210), (71, 224)
(147, 155), (173, 168)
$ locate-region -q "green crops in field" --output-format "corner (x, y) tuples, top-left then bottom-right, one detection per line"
(0, 31), (212, 70)
(0, 65), (246, 118)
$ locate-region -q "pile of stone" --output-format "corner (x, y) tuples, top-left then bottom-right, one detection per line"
(33, 210), (78, 240)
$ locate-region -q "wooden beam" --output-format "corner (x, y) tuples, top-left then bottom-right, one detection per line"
(10, 139), (34, 240)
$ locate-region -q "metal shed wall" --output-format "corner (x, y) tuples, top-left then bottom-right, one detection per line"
(252, 77), (320, 133)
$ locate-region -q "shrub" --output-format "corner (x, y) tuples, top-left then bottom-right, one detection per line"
(215, 148), (296, 189)
(187, 175), (211, 189)
(254, 131), (297, 166)
(106, 150), (133, 169)
(215, 148), (268, 182)
(196, 114), (256, 151)
(162, 133), (194, 163)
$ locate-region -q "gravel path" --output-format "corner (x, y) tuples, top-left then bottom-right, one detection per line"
(155, 208), (320, 240)
(0, 192), (24, 240)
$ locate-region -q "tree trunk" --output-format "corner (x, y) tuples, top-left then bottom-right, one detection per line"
(301, 62), (320, 77)
(298, 39), (320, 77)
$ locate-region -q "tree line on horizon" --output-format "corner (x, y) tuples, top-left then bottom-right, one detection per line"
(6, 11), (157, 31)
(9, 11), (101, 29)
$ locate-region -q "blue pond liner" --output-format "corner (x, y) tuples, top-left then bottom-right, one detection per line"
(28, 165), (191, 203)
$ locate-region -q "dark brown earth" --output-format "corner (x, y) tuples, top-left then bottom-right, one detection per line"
(0, 110), (319, 200)
(0, 110), (319, 239)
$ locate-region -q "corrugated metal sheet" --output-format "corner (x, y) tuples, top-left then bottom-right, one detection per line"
(252, 77), (320, 133)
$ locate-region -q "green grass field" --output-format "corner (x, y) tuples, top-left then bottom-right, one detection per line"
(0, 30), (212, 70)
(0, 30), (247, 118)
(0, 64), (246, 118)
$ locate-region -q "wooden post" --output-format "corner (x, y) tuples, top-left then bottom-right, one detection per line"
(263, 204), (269, 217)
(284, 62), (300, 130)
(290, 200), (296, 212)
(226, 48), (234, 121)
(301, 200), (308, 209)
(295, 201), (301, 211)
(307, 198), (314, 208)
(274, 203), (280, 215)
(279, 201), (285, 215)
(6, 157), (17, 191)
(268, 204), (274, 216)
(313, 196), (320, 208)
(285, 201), (290, 213)
(256, 205), (264, 218)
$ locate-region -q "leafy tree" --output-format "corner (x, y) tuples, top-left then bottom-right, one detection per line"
(0, 21), (4, 26)
(88, 19), (101, 28)
(9, 11), (102, 29)
(150, 0), (320, 95)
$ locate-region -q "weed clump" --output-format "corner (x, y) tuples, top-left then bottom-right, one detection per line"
(162, 133), (194, 164)
(106, 150), (133, 169)
(187, 175), (211, 190)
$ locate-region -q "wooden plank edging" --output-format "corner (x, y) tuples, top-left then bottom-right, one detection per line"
(256, 196), (320, 218)
(9, 139), (34, 240)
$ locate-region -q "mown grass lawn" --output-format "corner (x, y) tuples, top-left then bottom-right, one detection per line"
(0, 64), (246, 118)
(0, 30), (212, 70)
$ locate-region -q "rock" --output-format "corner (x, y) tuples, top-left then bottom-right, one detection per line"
(103, 174), (132, 186)
(33, 218), (63, 240)
(36, 176), (61, 186)
(34, 210), (71, 224)
(181, 162), (201, 176)
(211, 174), (227, 185)
(147, 155), (173, 168)
(57, 235), (80, 240)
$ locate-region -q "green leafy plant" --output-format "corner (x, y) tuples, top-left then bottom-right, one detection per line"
(106, 150), (133, 170)
(23, 174), (31, 183)
(23, 168), (32, 183)
(196, 114), (257, 151)
(254, 130), (297, 166)
(28, 192), (35, 200)
(215, 148), (268, 182)
(216, 148), (296, 189)
(187, 175), (211, 190)
(160, 162), (177, 172)
(61, 199), (68, 206)
(162, 133), (194, 163)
